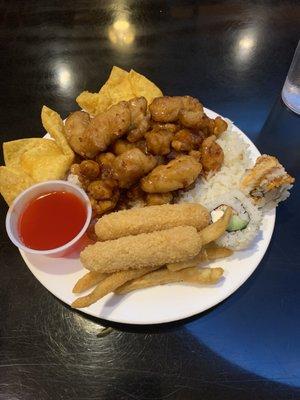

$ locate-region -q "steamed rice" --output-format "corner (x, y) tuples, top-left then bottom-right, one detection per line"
(179, 120), (252, 207)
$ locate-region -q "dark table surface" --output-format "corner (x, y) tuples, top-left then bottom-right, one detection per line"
(1, 1), (300, 399)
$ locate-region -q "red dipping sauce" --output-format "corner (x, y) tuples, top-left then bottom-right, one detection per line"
(18, 191), (87, 250)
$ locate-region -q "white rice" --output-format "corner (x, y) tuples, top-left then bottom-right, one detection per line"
(67, 173), (82, 187)
(179, 120), (252, 207)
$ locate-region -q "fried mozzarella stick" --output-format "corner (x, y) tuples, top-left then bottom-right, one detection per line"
(95, 203), (210, 241)
(80, 226), (202, 273)
(72, 265), (160, 308)
(115, 267), (224, 295)
(72, 271), (109, 293)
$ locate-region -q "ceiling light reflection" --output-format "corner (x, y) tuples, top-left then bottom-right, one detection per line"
(108, 17), (135, 49)
(56, 63), (72, 89)
(239, 36), (255, 50)
(235, 31), (257, 63)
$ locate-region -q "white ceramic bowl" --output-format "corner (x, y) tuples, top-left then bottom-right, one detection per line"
(6, 180), (92, 257)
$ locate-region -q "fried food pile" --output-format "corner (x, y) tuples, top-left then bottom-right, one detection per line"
(67, 94), (228, 217)
(72, 204), (233, 308)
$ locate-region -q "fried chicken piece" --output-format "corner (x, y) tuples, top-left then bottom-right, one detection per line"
(145, 128), (174, 155)
(151, 122), (179, 134)
(112, 148), (157, 189)
(198, 115), (228, 137)
(79, 160), (100, 179)
(200, 135), (224, 174)
(149, 96), (204, 128)
(112, 139), (137, 155)
(141, 155), (202, 193)
(189, 150), (201, 161)
(70, 163), (80, 175)
(213, 116), (228, 136)
(171, 128), (204, 152)
(126, 184), (145, 202)
(84, 101), (131, 156)
(65, 97), (150, 158)
(165, 150), (184, 160)
(65, 111), (91, 157)
(87, 179), (119, 200)
(90, 192), (120, 217)
(240, 154), (295, 208)
(69, 163), (91, 190)
(135, 140), (148, 154)
(127, 97), (150, 142)
(146, 192), (173, 206)
(96, 152), (115, 179)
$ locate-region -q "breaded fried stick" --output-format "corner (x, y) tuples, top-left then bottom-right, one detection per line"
(80, 226), (202, 273)
(95, 203), (210, 241)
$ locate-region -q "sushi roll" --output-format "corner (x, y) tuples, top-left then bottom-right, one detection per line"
(206, 190), (262, 250)
(240, 155), (294, 210)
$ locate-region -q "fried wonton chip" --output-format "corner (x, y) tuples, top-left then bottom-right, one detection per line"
(76, 66), (163, 116)
(0, 106), (75, 205)
(128, 69), (163, 105)
(41, 106), (74, 160)
(3, 138), (72, 183)
(0, 166), (35, 205)
(75, 91), (107, 116)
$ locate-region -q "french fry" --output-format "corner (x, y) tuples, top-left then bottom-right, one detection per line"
(115, 267), (224, 295)
(206, 246), (233, 260)
(72, 271), (109, 293)
(71, 265), (161, 308)
(167, 246), (233, 272)
(199, 207), (232, 245)
(167, 253), (205, 272)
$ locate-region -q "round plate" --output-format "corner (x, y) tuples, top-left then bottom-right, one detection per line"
(19, 108), (276, 325)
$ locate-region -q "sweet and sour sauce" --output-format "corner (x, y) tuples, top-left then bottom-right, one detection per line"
(19, 191), (87, 250)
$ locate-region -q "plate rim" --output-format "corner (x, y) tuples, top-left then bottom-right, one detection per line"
(19, 107), (276, 325)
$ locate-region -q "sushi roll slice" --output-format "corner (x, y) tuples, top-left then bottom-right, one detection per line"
(240, 155), (294, 210)
(206, 190), (262, 250)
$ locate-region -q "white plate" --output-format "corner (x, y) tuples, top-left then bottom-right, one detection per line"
(19, 108), (275, 325)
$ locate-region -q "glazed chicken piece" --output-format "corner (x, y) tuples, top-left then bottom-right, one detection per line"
(135, 140), (148, 154)
(65, 111), (91, 158)
(79, 160), (100, 179)
(96, 152), (115, 179)
(171, 129), (204, 152)
(112, 139), (137, 155)
(189, 150), (202, 161)
(89, 192), (120, 217)
(112, 148), (157, 188)
(126, 184), (146, 202)
(146, 192), (173, 206)
(127, 97), (151, 142)
(198, 115), (228, 137)
(69, 162), (91, 190)
(149, 96), (204, 128)
(145, 128), (174, 155)
(213, 116), (228, 136)
(141, 155), (202, 193)
(87, 179), (119, 200)
(65, 103), (130, 158)
(65, 97), (150, 158)
(200, 135), (224, 174)
(150, 122), (179, 134)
